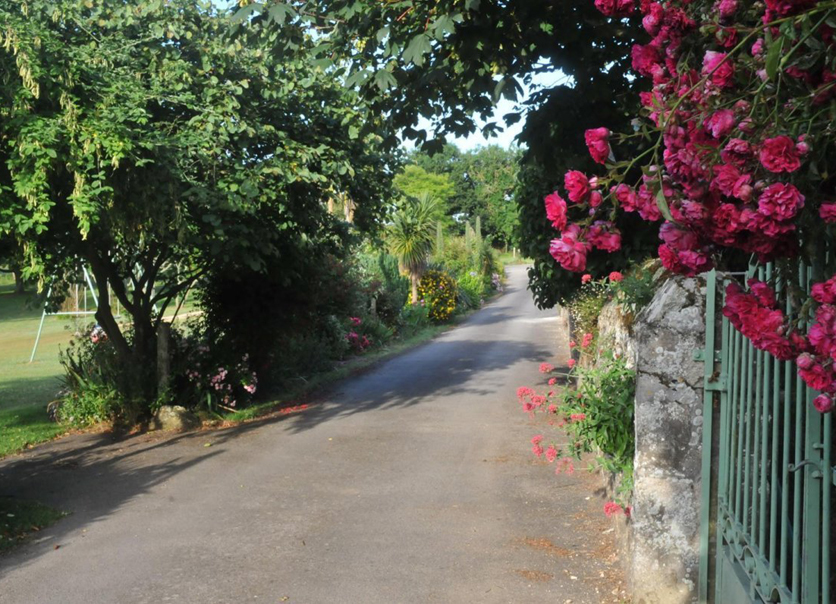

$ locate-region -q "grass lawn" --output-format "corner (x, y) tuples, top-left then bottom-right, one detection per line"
(498, 250), (532, 266)
(0, 278), (75, 458)
(0, 497), (67, 553)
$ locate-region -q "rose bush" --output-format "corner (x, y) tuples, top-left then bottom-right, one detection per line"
(545, 0), (836, 411)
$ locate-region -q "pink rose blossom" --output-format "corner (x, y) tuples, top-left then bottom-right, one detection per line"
(759, 136), (802, 173)
(545, 192), (568, 230)
(814, 394), (834, 413)
(585, 127), (611, 165)
(564, 171), (591, 203)
(702, 51), (735, 88)
(819, 203), (836, 223)
(757, 183), (805, 221)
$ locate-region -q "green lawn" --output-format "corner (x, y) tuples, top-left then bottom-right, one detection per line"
(0, 278), (76, 458)
(498, 250), (533, 266)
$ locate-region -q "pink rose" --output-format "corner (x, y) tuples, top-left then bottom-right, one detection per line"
(757, 183), (805, 221)
(819, 202), (836, 223)
(545, 192), (568, 230)
(721, 138), (753, 167)
(549, 225), (592, 272)
(717, 0), (737, 18)
(811, 276), (836, 305)
(587, 221), (622, 253)
(759, 136), (802, 173)
(594, 0), (635, 16)
(585, 127), (611, 165)
(705, 109), (736, 138)
(642, 2), (663, 35)
(814, 394), (834, 413)
(613, 183), (639, 212)
(632, 44), (662, 78)
(564, 171), (591, 203)
(702, 51), (735, 88)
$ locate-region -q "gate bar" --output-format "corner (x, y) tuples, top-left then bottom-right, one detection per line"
(699, 270), (718, 603)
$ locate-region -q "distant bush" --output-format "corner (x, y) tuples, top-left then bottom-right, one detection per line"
(418, 270), (458, 323)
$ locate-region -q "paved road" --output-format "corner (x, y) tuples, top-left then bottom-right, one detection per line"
(0, 266), (626, 603)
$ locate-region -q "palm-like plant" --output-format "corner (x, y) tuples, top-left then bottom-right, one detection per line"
(388, 194), (439, 305)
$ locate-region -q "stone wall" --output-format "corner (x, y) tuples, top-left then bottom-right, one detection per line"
(596, 276), (707, 604)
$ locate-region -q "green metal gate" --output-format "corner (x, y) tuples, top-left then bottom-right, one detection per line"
(699, 267), (834, 604)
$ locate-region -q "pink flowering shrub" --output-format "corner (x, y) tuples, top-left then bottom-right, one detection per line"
(544, 0), (836, 412)
(517, 351), (636, 507)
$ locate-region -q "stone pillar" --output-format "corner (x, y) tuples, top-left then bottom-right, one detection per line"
(630, 276), (706, 604)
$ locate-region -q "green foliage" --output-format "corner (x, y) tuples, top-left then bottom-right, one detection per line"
(58, 324), (134, 427)
(393, 165), (455, 221)
(559, 352), (636, 474)
(243, 0), (648, 303)
(456, 271), (485, 310)
(409, 145), (521, 245)
(357, 250), (410, 326)
(398, 302), (431, 332)
(417, 270), (458, 323)
(0, 0), (396, 412)
(567, 281), (610, 346)
(610, 259), (661, 316)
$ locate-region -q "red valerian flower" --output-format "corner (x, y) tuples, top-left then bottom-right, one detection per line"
(581, 333), (594, 348)
(545, 445), (559, 462)
(609, 271), (624, 282)
(581, 274), (593, 284)
(759, 135), (802, 173)
(539, 362), (555, 373)
(604, 501), (624, 517)
(564, 170), (591, 203)
(702, 50), (735, 88)
(585, 127), (611, 164)
(544, 192), (568, 230)
(757, 183), (805, 221)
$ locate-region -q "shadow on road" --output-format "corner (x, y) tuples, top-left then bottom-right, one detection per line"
(0, 326), (552, 577)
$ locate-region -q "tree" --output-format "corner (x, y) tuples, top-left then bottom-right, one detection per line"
(388, 194), (439, 305)
(393, 165), (455, 227)
(238, 0), (646, 304)
(0, 0), (395, 404)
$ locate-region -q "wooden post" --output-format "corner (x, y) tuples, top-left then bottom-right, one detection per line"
(157, 322), (171, 394)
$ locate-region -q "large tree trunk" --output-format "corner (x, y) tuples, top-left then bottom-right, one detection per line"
(411, 273), (419, 305)
(12, 268), (25, 294)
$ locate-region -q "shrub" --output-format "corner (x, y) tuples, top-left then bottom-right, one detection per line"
(518, 353), (636, 504)
(58, 324), (134, 427)
(417, 269), (458, 322)
(566, 280), (610, 349)
(457, 271), (485, 309)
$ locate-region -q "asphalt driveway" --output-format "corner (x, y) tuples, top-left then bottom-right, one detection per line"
(0, 266), (627, 603)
